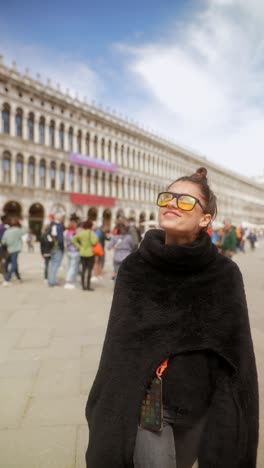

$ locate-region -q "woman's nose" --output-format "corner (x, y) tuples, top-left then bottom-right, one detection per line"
(167, 197), (177, 208)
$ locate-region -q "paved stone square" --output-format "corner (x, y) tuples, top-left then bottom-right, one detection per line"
(0, 245), (263, 467)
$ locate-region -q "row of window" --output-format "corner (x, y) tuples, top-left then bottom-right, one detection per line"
(1, 152), (162, 200)
(1, 103), (191, 176)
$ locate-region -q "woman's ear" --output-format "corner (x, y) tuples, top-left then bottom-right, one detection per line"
(199, 214), (212, 228)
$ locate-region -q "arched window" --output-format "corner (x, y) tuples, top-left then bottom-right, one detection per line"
(16, 154), (23, 185)
(94, 135), (98, 158)
(69, 165), (74, 191)
(39, 117), (45, 145)
(77, 130), (82, 153)
(68, 127), (73, 152)
(127, 178), (131, 199)
(114, 143), (118, 163)
(86, 133), (90, 155)
(121, 145), (124, 166)
(138, 180), (142, 200)
(49, 120), (55, 147)
(115, 175), (119, 198)
(86, 169), (91, 193)
(15, 109), (23, 137)
(50, 161), (56, 189)
(109, 174), (113, 197)
(77, 167), (83, 192)
(27, 113), (34, 141)
(108, 141), (112, 162)
(2, 104), (10, 134)
(101, 139), (105, 160)
(121, 177), (125, 198)
(59, 163), (65, 190)
(59, 123), (64, 150)
(94, 171), (98, 192)
(28, 156), (35, 186)
(39, 159), (46, 188)
(102, 172), (106, 196)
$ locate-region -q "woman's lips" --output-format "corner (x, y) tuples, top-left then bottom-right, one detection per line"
(163, 211), (181, 218)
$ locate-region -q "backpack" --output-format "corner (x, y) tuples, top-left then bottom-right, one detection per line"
(40, 230), (55, 254)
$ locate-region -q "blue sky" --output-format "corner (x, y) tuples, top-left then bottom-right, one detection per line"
(1, 0), (264, 178)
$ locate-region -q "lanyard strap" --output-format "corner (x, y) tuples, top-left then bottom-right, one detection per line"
(156, 359), (169, 378)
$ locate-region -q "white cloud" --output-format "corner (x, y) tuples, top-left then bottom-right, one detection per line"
(119, 0), (264, 177)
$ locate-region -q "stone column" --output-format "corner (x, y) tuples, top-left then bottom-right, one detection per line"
(45, 163), (50, 190)
(23, 155), (28, 187)
(97, 135), (102, 160)
(35, 156), (40, 187)
(9, 108), (15, 137)
(90, 169), (95, 194)
(22, 112), (28, 141)
(11, 155), (16, 185)
(89, 133), (94, 158)
(34, 114), (39, 144)
(44, 120), (49, 146)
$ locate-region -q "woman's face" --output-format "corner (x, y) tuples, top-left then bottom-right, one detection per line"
(159, 181), (212, 243)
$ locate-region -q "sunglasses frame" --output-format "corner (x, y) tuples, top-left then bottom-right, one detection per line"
(157, 191), (206, 212)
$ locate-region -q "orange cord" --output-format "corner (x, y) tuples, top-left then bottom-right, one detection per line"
(156, 359), (169, 377)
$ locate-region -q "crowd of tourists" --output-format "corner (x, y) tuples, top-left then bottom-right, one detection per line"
(0, 213), (141, 289)
(0, 211), (262, 289)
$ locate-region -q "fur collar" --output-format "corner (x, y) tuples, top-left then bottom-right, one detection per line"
(139, 229), (217, 272)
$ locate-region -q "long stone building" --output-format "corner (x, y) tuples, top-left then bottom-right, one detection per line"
(1, 55), (264, 237)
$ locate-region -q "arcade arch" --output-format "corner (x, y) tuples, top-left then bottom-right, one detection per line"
(3, 200), (22, 219)
(29, 203), (44, 239)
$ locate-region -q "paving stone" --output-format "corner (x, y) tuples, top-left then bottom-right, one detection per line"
(0, 360), (41, 378)
(32, 359), (80, 396)
(0, 330), (24, 362)
(16, 329), (54, 349)
(23, 395), (87, 426)
(0, 426), (76, 468)
(0, 378), (34, 428)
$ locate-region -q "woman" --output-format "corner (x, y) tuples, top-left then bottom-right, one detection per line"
(107, 223), (134, 280)
(86, 168), (259, 468)
(64, 219), (80, 289)
(72, 219), (97, 291)
(2, 217), (28, 286)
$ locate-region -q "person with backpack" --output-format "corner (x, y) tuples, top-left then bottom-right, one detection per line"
(72, 219), (98, 291)
(92, 224), (110, 281)
(47, 213), (65, 287)
(64, 219), (80, 289)
(40, 225), (54, 282)
(1, 217), (28, 286)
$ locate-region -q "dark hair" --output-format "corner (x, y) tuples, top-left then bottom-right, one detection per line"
(168, 167), (217, 220)
(83, 219), (93, 230)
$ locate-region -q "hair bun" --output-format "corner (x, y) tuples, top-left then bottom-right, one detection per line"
(194, 167), (207, 181)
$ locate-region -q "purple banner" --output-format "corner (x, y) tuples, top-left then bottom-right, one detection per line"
(70, 153), (117, 172)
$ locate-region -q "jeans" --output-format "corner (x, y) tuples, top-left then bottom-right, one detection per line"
(80, 256), (95, 290)
(66, 251), (80, 283)
(133, 408), (206, 468)
(5, 252), (21, 282)
(43, 256), (51, 280)
(48, 249), (64, 286)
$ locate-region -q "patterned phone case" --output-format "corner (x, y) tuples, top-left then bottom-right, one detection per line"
(139, 376), (163, 432)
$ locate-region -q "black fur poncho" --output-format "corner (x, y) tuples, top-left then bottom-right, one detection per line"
(86, 229), (259, 468)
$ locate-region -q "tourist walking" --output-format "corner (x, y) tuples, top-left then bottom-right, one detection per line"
(47, 213), (64, 287)
(92, 225), (110, 281)
(86, 167), (258, 468)
(107, 223), (134, 280)
(1, 217), (28, 286)
(218, 219), (237, 257)
(64, 219), (80, 289)
(40, 225), (54, 282)
(72, 219), (98, 291)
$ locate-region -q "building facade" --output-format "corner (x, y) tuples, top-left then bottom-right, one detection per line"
(1, 55), (264, 236)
